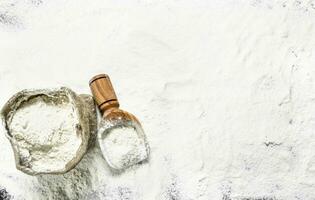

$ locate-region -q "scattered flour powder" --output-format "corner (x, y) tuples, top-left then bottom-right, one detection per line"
(100, 126), (149, 170)
(8, 95), (81, 174)
(3, 1), (315, 199)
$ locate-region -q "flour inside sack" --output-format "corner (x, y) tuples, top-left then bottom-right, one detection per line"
(8, 94), (81, 174)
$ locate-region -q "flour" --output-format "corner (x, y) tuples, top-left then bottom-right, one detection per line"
(99, 126), (149, 170)
(8, 94), (81, 174)
(2, 0), (315, 199)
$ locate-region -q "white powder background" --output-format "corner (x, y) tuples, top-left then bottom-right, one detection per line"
(1, 0), (315, 199)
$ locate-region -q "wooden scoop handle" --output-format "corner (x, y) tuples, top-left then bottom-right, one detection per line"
(89, 74), (120, 113)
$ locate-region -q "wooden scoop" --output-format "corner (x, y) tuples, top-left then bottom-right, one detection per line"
(89, 74), (141, 124)
(89, 74), (149, 170)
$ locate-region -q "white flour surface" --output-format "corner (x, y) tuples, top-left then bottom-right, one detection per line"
(1, 0), (315, 199)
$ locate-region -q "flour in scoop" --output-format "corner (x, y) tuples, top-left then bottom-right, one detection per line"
(100, 126), (149, 170)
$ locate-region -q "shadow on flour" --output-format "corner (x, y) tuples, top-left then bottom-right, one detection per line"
(223, 194), (277, 200)
(160, 174), (183, 200)
(84, 185), (134, 200)
(0, 0), (44, 29)
(0, 12), (21, 28)
(221, 183), (277, 200)
(0, 186), (12, 200)
(36, 154), (93, 200)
